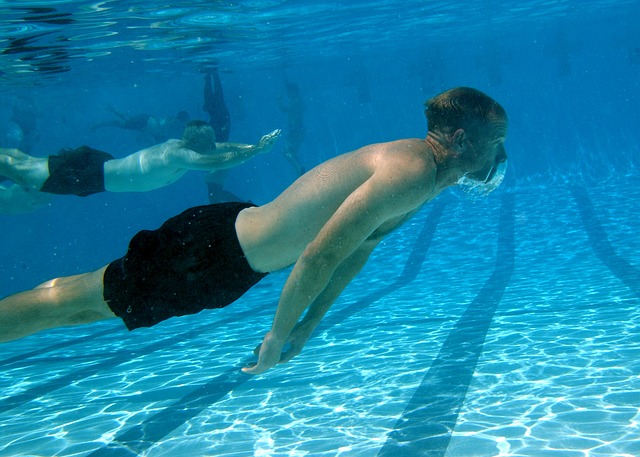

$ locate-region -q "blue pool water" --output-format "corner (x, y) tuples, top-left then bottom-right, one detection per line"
(1, 1), (639, 456)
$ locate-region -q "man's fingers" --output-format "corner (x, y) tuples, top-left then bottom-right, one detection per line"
(242, 364), (264, 375)
(279, 345), (301, 364)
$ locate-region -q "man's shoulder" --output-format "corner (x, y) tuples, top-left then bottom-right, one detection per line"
(372, 138), (431, 158)
(366, 140), (436, 206)
(377, 139), (435, 175)
(153, 139), (184, 154)
(125, 140), (183, 161)
(388, 137), (431, 152)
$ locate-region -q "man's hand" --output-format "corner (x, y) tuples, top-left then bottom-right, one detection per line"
(256, 129), (281, 153)
(242, 331), (286, 375)
(279, 320), (314, 364)
(241, 321), (315, 375)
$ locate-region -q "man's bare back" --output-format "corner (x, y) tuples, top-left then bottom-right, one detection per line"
(104, 140), (185, 192)
(237, 139), (439, 273)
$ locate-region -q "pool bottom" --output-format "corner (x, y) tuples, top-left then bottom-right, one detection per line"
(1, 176), (639, 457)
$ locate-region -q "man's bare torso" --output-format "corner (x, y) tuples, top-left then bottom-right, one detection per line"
(104, 140), (188, 192)
(236, 138), (440, 273)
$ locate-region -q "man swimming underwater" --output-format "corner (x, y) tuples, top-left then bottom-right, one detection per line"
(0, 87), (508, 376)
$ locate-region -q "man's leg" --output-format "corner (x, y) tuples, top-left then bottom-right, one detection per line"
(0, 265), (116, 342)
(1, 148), (34, 160)
(0, 152), (28, 184)
(0, 149), (49, 190)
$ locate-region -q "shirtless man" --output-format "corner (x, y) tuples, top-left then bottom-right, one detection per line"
(0, 88), (508, 375)
(0, 121), (280, 197)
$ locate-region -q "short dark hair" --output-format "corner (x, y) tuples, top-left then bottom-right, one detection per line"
(185, 119), (211, 130)
(425, 87), (507, 137)
(182, 120), (216, 153)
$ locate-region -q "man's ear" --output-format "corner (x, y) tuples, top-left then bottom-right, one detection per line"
(452, 129), (467, 153)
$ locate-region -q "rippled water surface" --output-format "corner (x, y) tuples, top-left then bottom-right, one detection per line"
(1, 0), (638, 82)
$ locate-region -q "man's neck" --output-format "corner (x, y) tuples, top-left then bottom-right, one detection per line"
(425, 132), (462, 187)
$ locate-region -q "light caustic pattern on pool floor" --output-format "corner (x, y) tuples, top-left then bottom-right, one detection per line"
(1, 176), (639, 457)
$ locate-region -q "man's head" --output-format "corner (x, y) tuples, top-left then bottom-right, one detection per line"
(425, 87), (508, 194)
(182, 120), (216, 154)
(425, 87), (507, 137)
(176, 110), (191, 124)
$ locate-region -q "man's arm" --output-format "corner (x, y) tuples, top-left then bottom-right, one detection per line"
(177, 129), (281, 171)
(243, 154), (433, 374)
(252, 239), (379, 365)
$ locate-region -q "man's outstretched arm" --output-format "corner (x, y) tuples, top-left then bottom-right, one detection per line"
(181, 129), (281, 171)
(248, 239), (379, 368)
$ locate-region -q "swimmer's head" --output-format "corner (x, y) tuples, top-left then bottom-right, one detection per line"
(176, 110), (191, 124)
(182, 120), (216, 154)
(426, 87), (508, 195)
(424, 87), (507, 140)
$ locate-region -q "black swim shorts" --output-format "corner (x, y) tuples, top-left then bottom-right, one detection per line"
(40, 146), (114, 197)
(103, 202), (268, 330)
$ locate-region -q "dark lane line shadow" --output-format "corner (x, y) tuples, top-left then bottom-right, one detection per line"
(570, 185), (640, 299)
(0, 328), (114, 368)
(86, 201), (448, 457)
(0, 302), (273, 415)
(378, 193), (515, 457)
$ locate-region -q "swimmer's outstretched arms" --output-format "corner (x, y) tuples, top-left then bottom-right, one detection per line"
(0, 122), (280, 199)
